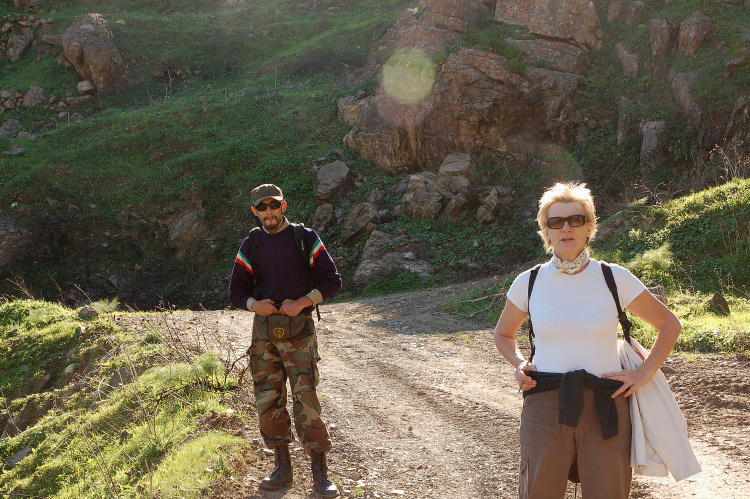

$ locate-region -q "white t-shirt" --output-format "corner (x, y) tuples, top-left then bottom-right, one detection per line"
(506, 259), (647, 376)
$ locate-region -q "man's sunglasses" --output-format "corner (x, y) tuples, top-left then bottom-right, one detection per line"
(547, 214), (586, 229)
(256, 200), (282, 212)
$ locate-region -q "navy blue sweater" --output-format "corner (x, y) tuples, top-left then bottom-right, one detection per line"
(229, 222), (341, 312)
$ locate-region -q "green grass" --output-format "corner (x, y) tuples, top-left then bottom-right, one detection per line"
(0, 299), (250, 498)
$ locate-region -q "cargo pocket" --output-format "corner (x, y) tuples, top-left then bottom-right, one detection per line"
(310, 346), (321, 388)
(519, 457), (529, 499)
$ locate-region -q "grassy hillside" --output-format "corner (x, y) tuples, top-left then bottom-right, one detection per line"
(0, 298), (249, 497)
(0, 0), (748, 310)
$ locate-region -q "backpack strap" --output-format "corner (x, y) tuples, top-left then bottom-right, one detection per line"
(600, 262), (632, 345)
(526, 264), (543, 362)
(247, 227), (262, 300)
(292, 223), (321, 321)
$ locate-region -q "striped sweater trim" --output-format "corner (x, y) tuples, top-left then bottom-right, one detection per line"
(235, 250), (253, 274)
(308, 237), (324, 268)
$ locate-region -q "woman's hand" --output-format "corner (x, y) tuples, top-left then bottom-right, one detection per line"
(515, 362), (537, 392)
(602, 366), (653, 397)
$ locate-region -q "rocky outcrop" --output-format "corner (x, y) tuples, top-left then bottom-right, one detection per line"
(639, 120), (668, 181)
(678, 12), (711, 55)
(62, 14), (126, 94)
(353, 229), (433, 282)
(649, 19), (672, 66)
(495, 0), (602, 50)
(622, 1), (644, 27)
(668, 69), (701, 127)
(505, 38), (590, 74)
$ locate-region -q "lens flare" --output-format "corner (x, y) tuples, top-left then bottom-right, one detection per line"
(382, 49), (436, 105)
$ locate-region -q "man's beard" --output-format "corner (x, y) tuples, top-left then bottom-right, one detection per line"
(262, 215), (281, 231)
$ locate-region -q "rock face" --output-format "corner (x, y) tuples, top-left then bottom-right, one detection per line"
(340, 0), (590, 174)
(495, 0), (603, 50)
(313, 161), (350, 205)
(6, 27), (33, 62)
(62, 14), (126, 94)
(678, 11), (711, 55)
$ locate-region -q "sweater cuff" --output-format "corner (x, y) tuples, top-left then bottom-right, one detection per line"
(306, 289), (323, 306)
(246, 297), (256, 311)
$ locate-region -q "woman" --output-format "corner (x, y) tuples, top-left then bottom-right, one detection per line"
(494, 182), (680, 499)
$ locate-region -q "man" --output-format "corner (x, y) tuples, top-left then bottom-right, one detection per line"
(229, 183), (342, 498)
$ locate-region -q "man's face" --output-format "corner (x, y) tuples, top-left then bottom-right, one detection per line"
(252, 197), (286, 232)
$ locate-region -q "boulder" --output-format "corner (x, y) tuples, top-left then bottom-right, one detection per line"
(505, 38), (590, 75)
(341, 202), (379, 244)
(313, 160), (350, 205)
(77, 80), (97, 96)
(408, 183), (444, 220)
(678, 11), (711, 55)
(62, 14), (126, 94)
(437, 153), (475, 196)
(169, 209), (206, 255)
(607, 1), (624, 23)
(442, 192), (469, 218)
(639, 120), (668, 180)
(22, 85), (46, 106)
(6, 27), (34, 62)
(649, 19), (671, 66)
(648, 285), (667, 305)
(724, 97), (749, 143)
(614, 43), (638, 78)
(64, 95), (94, 109)
(1, 23), (13, 34)
(622, 1), (644, 27)
(706, 292), (729, 313)
(361, 230), (395, 260)
(13, 0), (41, 12)
(495, 0), (602, 50)
(6, 445), (32, 470)
(476, 204), (496, 224)
(668, 69), (701, 127)
(616, 95), (637, 147)
(723, 57), (748, 79)
(312, 203), (334, 233)
(354, 251), (433, 283)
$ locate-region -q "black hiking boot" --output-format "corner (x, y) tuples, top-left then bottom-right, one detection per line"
(310, 450), (339, 498)
(259, 443), (293, 490)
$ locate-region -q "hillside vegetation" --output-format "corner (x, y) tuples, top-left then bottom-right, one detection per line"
(0, 0), (748, 314)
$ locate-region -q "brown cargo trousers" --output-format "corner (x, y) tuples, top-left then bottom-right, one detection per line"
(519, 388), (632, 499)
(250, 315), (332, 452)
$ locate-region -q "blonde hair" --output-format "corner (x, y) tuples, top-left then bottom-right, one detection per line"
(536, 182), (598, 254)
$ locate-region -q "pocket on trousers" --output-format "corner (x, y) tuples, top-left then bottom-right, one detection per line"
(519, 457), (529, 499)
(310, 347), (321, 388)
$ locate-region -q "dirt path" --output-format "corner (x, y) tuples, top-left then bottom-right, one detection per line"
(125, 279), (750, 498)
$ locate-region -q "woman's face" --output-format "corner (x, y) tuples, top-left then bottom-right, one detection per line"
(545, 201), (593, 261)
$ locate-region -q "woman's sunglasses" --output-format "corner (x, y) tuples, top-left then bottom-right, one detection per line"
(546, 214), (586, 229)
(256, 200), (282, 211)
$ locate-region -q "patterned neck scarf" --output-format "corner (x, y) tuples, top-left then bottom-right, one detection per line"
(551, 250), (590, 275)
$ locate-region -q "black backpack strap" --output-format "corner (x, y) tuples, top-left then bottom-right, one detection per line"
(600, 262), (632, 345)
(247, 227), (262, 300)
(527, 264), (543, 362)
(292, 223), (321, 321)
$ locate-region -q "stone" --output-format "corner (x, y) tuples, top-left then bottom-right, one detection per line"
(408, 184), (444, 220)
(437, 153), (475, 196)
(724, 57), (748, 79)
(639, 120), (668, 181)
(622, 1), (644, 27)
(495, 0), (603, 50)
(399, 172), (438, 202)
(6, 27), (34, 62)
(724, 97), (749, 143)
(505, 38), (590, 75)
(77, 80), (97, 96)
(313, 160), (350, 205)
(607, 1), (623, 23)
(706, 292), (729, 313)
(668, 69), (701, 127)
(648, 285), (667, 305)
(476, 204), (495, 224)
(616, 96), (637, 147)
(64, 95), (94, 109)
(34, 43), (51, 61)
(169, 209), (206, 254)
(361, 230), (395, 260)
(312, 203), (334, 232)
(649, 19), (671, 66)
(614, 43), (638, 78)
(341, 202), (379, 244)
(22, 85), (46, 106)
(62, 14), (127, 94)
(79, 306), (99, 319)
(2, 119), (21, 132)
(6, 445), (32, 470)
(13, 0), (41, 12)
(1, 23), (13, 34)
(354, 251), (433, 283)
(442, 192), (469, 218)
(678, 11), (711, 56)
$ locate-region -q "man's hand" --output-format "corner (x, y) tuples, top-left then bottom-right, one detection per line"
(279, 297), (313, 317)
(251, 299), (279, 317)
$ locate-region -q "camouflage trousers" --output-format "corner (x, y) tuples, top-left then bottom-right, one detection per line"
(250, 314), (332, 452)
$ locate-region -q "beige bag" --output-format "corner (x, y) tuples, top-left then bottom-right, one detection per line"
(257, 313), (306, 340)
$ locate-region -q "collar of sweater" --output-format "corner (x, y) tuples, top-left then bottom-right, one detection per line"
(262, 217), (289, 235)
